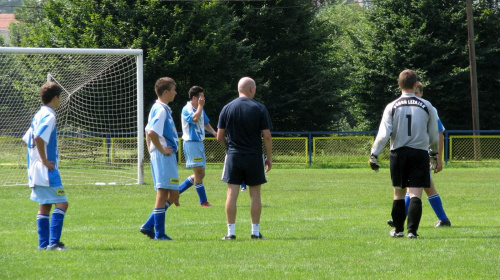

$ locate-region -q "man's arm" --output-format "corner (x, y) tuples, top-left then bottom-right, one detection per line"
(147, 130), (173, 156)
(434, 131), (444, 173)
(204, 123), (217, 138)
(216, 128), (227, 149)
(262, 129), (272, 173)
(34, 136), (54, 170)
(192, 99), (205, 123)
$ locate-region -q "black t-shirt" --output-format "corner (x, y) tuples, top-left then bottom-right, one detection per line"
(217, 97), (272, 154)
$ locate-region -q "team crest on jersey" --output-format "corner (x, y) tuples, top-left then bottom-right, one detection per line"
(170, 178), (179, 184)
(193, 157), (202, 162)
(56, 189), (65, 196)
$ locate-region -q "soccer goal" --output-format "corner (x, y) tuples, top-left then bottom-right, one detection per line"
(0, 47), (144, 186)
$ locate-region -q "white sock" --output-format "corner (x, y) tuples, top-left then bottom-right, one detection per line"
(251, 223), (260, 236)
(227, 224), (235, 236)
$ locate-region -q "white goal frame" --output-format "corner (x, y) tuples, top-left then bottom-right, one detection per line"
(0, 47), (144, 185)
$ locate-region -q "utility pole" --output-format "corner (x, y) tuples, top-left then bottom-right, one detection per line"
(466, 0), (481, 160)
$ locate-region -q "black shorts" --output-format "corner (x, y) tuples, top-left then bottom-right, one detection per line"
(389, 147), (430, 188)
(222, 153), (267, 186)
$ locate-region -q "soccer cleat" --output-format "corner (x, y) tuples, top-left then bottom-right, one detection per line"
(251, 233), (267, 240)
(407, 232), (419, 239)
(140, 226), (155, 239)
(435, 220), (451, 227)
(221, 235), (236, 240)
(241, 187), (246, 191)
(155, 234), (173, 241)
(46, 241), (67, 251)
(387, 220), (395, 227)
(389, 229), (404, 238)
(201, 201), (212, 207)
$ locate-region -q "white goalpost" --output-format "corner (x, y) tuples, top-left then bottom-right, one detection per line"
(0, 47), (144, 186)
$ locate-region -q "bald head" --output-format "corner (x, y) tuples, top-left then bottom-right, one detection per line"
(238, 77), (256, 98)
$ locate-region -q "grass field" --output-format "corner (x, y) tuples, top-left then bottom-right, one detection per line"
(1, 167), (499, 279)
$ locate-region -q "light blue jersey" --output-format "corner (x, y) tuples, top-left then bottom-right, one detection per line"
(146, 100), (179, 152)
(181, 101), (210, 141)
(22, 106), (62, 188)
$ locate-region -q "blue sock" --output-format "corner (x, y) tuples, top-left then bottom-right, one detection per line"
(37, 214), (50, 249)
(165, 201), (171, 210)
(404, 193), (410, 216)
(241, 183), (246, 190)
(153, 208), (166, 238)
(428, 194), (449, 221)
(179, 176), (194, 194)
(195, 183), (208, 204)
(49, 208), (66, 245)
(143, 210), (155, 229)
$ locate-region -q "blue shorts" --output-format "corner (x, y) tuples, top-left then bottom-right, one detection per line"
(183, 141), (206, 168)
(30, 185), (68, 205)
(150, 149), (179, 191)
(222, 153), (266, 186)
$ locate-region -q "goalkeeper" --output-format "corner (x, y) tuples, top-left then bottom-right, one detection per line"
(370, 70), (439, 239)
(387, 82), (451, 228)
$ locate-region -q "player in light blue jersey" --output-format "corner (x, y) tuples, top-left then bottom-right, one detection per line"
(387, 82), (451, 228)
(177, 86), (217, 207)
(22, 82), (68, 250)
(140, 77), (179, 241)
(370, 70), (439, 239)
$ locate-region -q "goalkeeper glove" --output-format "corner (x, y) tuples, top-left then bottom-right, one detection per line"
(429, 153), (438, 170)
(369, 154), (379, 172)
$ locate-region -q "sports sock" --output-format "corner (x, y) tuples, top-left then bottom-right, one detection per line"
(153, 208), (166, 238)
(407, 197), (422, 235)
(165, 201), (171, 210)
(143, 210), (155, 229)
(179, 176), (194, 194)
(195, 183), (208, 204)
(391, 199), (406, 233)
(251, 223), (260, 236)
(428, 194), (449, 221)
(227, 224), (235, 236)
(404, 192), (410, 216)
(49, 208), (66, 245)
(37, 214), (50, 249)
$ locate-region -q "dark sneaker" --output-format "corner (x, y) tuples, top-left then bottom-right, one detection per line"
(46, 241), (67, 251)
(251, 233), (267, 240)
(387, 220), (395, 227)
(201, 202), (212, 207)
(407, 232), (419, 239)
(140, 226), (155, 239)
(221, 235), (236, 240)
(155, 234), (173, 241)
(389, 229), (404, 238)
(435, 220), (451, 227)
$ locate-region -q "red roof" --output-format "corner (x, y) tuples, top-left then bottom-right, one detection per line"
(0, 14), (18, 30)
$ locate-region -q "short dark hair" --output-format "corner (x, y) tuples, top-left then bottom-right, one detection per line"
(155, 77), (176, 97)
(398, 69), (418, 90)
(40, 82), (62, 105)
(188, 86), (204, 100)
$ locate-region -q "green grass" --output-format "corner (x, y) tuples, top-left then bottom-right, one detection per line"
(1, 167), (499, 279)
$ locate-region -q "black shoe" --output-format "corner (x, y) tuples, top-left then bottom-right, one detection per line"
(251, 233), (267, 239)
(407, 232), (419, 239)
(221, 235), (236, 240)
(435, 220), (451, 227)
(387, 220), (395, 227)
(140, 226), (155, 239)
(46, 241), (67, 251)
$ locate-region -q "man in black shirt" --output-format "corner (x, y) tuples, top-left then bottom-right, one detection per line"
(217, 77), (273, 240)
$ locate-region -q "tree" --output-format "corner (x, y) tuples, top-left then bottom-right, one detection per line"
(346, 0), (500, 130)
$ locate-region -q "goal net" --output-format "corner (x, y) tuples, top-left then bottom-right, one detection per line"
(0, 47), (144, 186)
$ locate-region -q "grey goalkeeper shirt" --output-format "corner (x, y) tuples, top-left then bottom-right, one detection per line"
(371, 93), (439, 156)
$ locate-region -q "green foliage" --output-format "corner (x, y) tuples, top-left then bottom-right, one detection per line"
(1, 167), (500, 278)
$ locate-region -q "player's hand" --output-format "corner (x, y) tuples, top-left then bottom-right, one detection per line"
(42, 159), (55, 171)
(369, 154), (379, 172)
(162, 146), (174, 156)
(429, 153), (438, 171)
(265, 158), (272, 173)
(198, 97), (205, 107)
